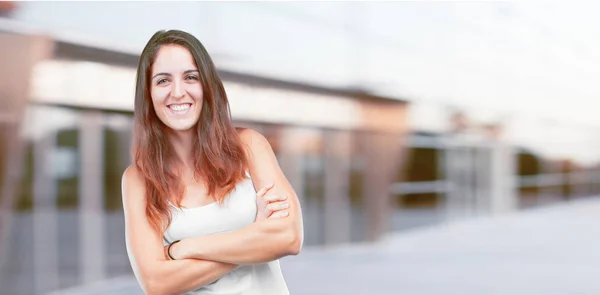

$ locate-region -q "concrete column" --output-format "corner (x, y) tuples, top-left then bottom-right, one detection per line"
(323, 130), (351, 246)
(359, 132), (405, 242)
(276, 127), (307, 242)
(444, 134), (473, 220)
(435, 138), (449, 214)
(33, 133), (59, 294)
(78, 111), (106, 284)
(504, 144), (519, 212)
(0, 33), (53, 274)
(277, 127), (306, 208)
(443, 137), (457, 220)
(466, 144), (478, 217)
(474, 142), (491, 216)
(489, 142), (518, 215)
(488, 142), (504, 215)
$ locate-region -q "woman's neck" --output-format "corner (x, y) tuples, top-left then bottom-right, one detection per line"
(167, 128), (195, 170)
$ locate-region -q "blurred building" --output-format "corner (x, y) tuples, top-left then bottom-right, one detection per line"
(0, 7), (410, 295)
(3, 2), (600, 295)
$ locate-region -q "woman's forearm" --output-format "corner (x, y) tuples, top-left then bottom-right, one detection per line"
(167, 128), (305, 266)
(134, 257), (236, 295)
(171, 218), (301, 265)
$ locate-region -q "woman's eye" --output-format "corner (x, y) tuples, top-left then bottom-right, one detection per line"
(157, 78), (168, 85)
(186, 75), (199, 81)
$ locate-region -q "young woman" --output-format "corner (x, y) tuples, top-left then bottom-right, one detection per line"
(122, 29), (303, 295)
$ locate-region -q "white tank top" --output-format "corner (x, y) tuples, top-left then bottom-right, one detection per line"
(163, 175), (290, 295)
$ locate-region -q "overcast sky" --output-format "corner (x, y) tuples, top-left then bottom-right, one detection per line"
(7, 1), (600, 162)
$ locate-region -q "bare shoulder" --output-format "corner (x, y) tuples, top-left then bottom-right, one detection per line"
(237, 128), (271, 152)
(121, 165), (146, 206)
(122, 165), (144, 187)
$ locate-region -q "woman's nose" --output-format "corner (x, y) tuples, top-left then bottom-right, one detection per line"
(171, 80), (184, 98)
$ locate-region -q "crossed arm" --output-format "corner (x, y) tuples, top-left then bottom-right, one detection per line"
(122, 129), (303, 295)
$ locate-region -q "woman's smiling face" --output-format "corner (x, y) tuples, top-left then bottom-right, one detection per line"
(150, 44), (203, 132)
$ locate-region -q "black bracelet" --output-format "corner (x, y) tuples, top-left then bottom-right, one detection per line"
(167, 240), (181, 260)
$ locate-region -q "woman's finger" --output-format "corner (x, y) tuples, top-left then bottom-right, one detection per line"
(255, 183), (274, 198)
(263, 194), (287, 203)
(267, 201), (289, 212)
(269, 211), (290, 219)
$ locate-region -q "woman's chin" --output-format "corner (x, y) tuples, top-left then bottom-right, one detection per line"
(164, 120), (198, 133)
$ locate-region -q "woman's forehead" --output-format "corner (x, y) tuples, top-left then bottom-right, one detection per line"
(152, 45), (197, 74)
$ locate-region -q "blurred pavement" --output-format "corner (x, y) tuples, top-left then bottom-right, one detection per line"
(49, 197), (600, 295)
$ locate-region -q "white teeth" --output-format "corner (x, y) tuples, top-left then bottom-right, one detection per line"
(169, 104), (191, 112)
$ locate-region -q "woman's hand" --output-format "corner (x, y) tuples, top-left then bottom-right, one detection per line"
(255, 183), (290, 221)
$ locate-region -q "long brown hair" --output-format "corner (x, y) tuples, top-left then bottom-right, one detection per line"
(133, 30), (248, 234)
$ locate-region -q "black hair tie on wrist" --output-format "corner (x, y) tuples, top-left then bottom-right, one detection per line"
(167, 240), (181, 260)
